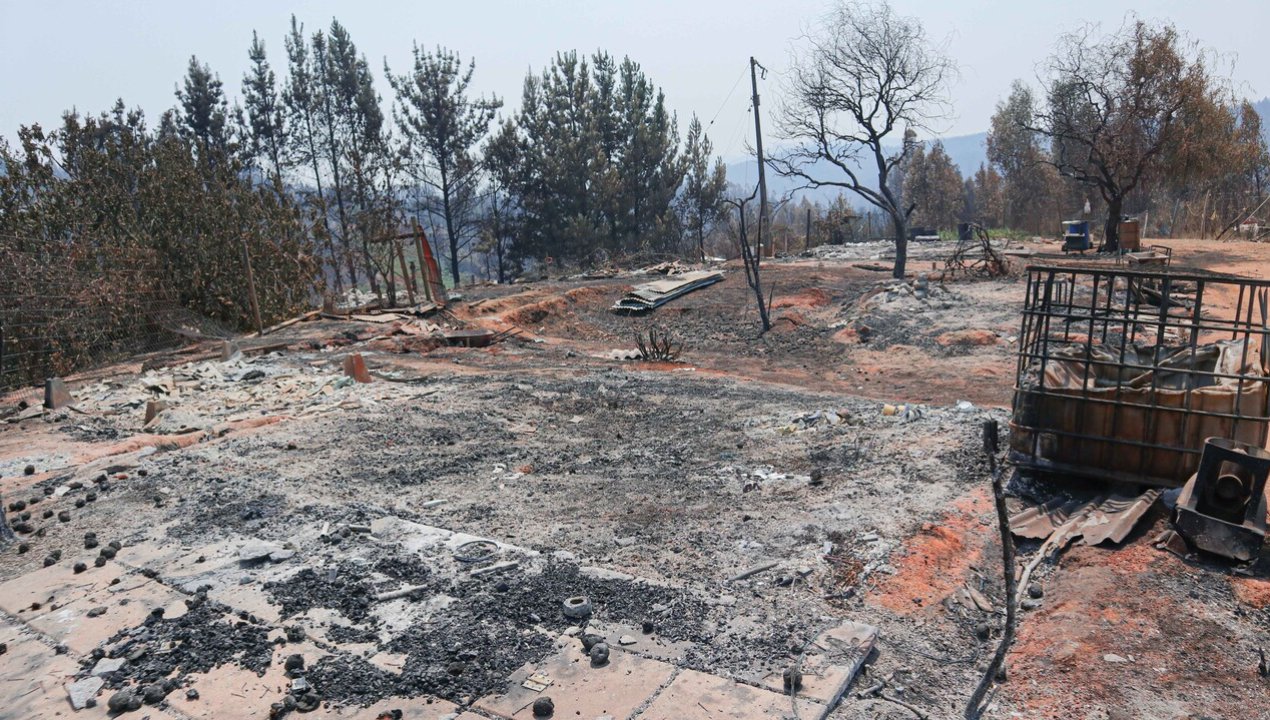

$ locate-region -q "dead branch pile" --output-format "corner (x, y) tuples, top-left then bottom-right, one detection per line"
(635, 326), (682, 361)
(946, 224), (1009, 278)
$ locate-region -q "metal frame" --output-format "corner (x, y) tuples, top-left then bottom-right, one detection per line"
(1119, 244), (1173, 268)
(1010, 264), (1270, 487)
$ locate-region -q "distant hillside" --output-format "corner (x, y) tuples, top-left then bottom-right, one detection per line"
(939, 132), (989, 175)
(725, 131), (988, 206)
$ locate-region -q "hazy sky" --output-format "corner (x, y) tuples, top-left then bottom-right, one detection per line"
(2, 0), (1267, 159)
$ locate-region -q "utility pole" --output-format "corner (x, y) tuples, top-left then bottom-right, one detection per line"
(750, 57), (770, 257)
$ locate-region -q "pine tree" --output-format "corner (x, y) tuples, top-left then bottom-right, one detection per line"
(175, 56), (230, 161)
(387, 45), (502, 285)
(613, 57), (683, 253)
(282, 16), (341, 290)
(903, 141), (961, 231)
(678, 115), (728, 260)
(481, 119), (522, 283)
(310, 27), (355, 285)
(968, 163), (1005, 227)
(501, 51), (686, 263)
(510, 51), (601, 261)
(242, 31), (286, 192)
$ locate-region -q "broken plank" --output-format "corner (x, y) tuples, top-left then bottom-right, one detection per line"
(350, 313), (404, 324)
(260, 310), (320, 335)
(814, 621), (879, 720)
(374, 584), (427, 602)
(471, 561), (519, 577)
(727, 561), (778, 583)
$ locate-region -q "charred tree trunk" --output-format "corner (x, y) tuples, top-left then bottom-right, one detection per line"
(495, 235), (507, 285)
(439, 162), (461, 287)
(892, 214), (909, 279)
(1104, 194), (1123, 253)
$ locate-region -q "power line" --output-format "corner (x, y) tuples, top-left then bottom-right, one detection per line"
(706, 66), (749, 130)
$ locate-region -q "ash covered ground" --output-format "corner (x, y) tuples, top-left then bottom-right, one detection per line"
(3, 240), (1269, 719)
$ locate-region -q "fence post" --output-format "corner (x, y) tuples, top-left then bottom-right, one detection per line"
(240, 236), (264, 336)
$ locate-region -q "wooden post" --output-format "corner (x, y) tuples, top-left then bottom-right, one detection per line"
(395, 240), (416, 306)
(240, 236), (264, 336)
(965, 419), (1018, 719)
(413, 220), (432, 303)
(385, 237), (398, 308)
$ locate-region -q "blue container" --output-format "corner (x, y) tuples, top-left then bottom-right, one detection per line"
(1061, 221), (1091, 252)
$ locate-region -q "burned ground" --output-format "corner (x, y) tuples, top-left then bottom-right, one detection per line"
(2, 238), (1269, 719)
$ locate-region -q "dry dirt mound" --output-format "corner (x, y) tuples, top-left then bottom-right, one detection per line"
(769, 312), (808, 333)
(503, 295), (572, 325)
(935, 328), (999, 347)
(467, 285), (620, 327)
(563, 286), (609, 303)
(771, 287), (831, 309)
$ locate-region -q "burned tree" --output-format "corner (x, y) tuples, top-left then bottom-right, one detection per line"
(774, 0), (955, 279)
(726, 185), (771, 333)
(1029, 19), (1224, 252)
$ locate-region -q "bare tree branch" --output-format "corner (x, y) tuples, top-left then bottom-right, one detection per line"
(774, 0), (956, 278)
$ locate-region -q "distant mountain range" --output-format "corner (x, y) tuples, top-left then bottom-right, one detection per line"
(725, 131), (988, 206)
(731, 97), (1270, 207)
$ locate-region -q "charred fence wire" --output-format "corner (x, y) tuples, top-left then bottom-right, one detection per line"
(0, 242), (236, 397)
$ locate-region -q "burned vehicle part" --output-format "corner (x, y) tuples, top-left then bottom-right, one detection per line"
(1174, 437), (1270, 561)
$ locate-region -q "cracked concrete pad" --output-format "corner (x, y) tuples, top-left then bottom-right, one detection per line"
(307, 696), (461, 718)
(584, 620), (697, 665)
(639, 668), (824, 720)
(758, 621), (878, 710)
(26, 576), (188, 655)
(91, 656), (127, 675)
(205, 578), (286, 625)
(66, 675), (105, 710)
(474, 642), (674, 720)
(0, 561), (126, 619)
(239, 541), (286, 563)
(127, 536), (243, 581)
(180, 658), (294, 719)
(0, 621), (81, 717)
(758, 663), (857, 705)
